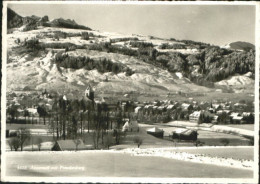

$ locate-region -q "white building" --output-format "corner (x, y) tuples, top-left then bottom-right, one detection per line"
(189, 111), (201, 123)
(122, 120), (139, 132)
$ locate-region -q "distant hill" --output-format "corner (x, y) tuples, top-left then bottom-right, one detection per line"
(223, 41), (255, 52)
(229, 41), (255, 51)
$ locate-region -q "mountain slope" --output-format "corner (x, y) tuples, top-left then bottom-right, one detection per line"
(6, 8), (255, 98)
(7, 8), (23, 29)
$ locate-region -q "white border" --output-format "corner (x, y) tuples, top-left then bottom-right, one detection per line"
(1, 1), (259, 183)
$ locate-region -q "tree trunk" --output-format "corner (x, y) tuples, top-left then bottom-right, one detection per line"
(88, 111), (90, 133)
(81, 114), (83, 136)
(63, 116), (66, 140)
(56, 115), (59, 139)
(43, 116), (46, 125)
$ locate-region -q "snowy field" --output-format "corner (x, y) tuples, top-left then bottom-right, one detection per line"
(5, 147), (253, 178)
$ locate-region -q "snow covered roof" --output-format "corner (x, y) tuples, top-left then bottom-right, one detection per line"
(230, 112), (240, 117)
(55, 139), (86, 151)
(147, 127), (163, 133)
(173, 128), (188, 134)
(181, 103), (192, 110)
(158, 106), (166, 110)
(135, 107), (142, 110)
(63, 95), (67, 101)
(167, 105), (174, 110)
(189, 111), (201, 117)
(123, 120), (139, 128)
(242, 112), (252, 117)
(232, 116), (243, 120)
(27, 108), (38, 114)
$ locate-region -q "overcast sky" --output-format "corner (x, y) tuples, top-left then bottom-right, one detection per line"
(8, 3), (255, 46)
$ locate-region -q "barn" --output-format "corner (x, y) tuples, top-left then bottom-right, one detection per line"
(51, 139), (86, 151)
(172, 128), (198, 141)
(147, 127), (164, 138)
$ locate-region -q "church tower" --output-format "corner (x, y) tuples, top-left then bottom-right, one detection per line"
(85, 84), (94, 101)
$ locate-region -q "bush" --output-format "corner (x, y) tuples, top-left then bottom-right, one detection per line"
(9, 131), (18, 137)
(103, 133), (114, 149)
(9, 137), (20, 151)
(133, 135), (143, 148)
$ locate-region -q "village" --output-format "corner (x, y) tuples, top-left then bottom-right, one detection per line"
(5, 85), (254, 152)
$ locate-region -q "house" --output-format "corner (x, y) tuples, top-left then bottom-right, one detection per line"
(242, 112), (252, 117)
(181, 103), (193, 112)
(51, 139), (86, 151)
(172, 128), (198, 141)
(189, 111), (201, 123)
(232, 116), (243, 124)
(166, 104), (175, 111)
(212, 115), (219, 124)
(134, 106), (143, 114)
(122, 120), (139, 132)
(147, 127), (164, 138)
(212, 104), (222, 111)
(234, 103), (247, 110)
(27, 108), (38, 116)
(230, 112), (241, 118)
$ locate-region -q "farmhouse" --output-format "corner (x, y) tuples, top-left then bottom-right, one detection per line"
(172, 128), (198, 141)
(147, 127), (164, 138)
(52, 139), (86, 151)
(232, 116), (243, 124)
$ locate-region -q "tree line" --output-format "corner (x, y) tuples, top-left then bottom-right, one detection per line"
(54, 51), (134, 76)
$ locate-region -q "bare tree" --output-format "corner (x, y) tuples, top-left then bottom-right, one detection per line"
(36, 137), (43, 151)
(73, 138), (81, 151)
(7, 139), (13, 151)
(92, 130), (101, 149)
(114, 129), (125, 145)
(11, 137), (20, 151)
(133, 135), (143, 148)
(104, 133), (113, 149)
(17, 128), (31, 151)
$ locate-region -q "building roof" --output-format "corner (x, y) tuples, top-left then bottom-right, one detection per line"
(147, 127), (164, 133)
(230, 112), (240, 117)
(173, 128), (188, 134)
(189, 111), (201, 118)
(181, 103), (192, 110)
(167, 104), (175, 110)
(232, 116), (243, 121)
(55, 139), (86, 151)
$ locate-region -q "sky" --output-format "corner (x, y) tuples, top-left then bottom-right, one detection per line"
(8, 3), (256, 46)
